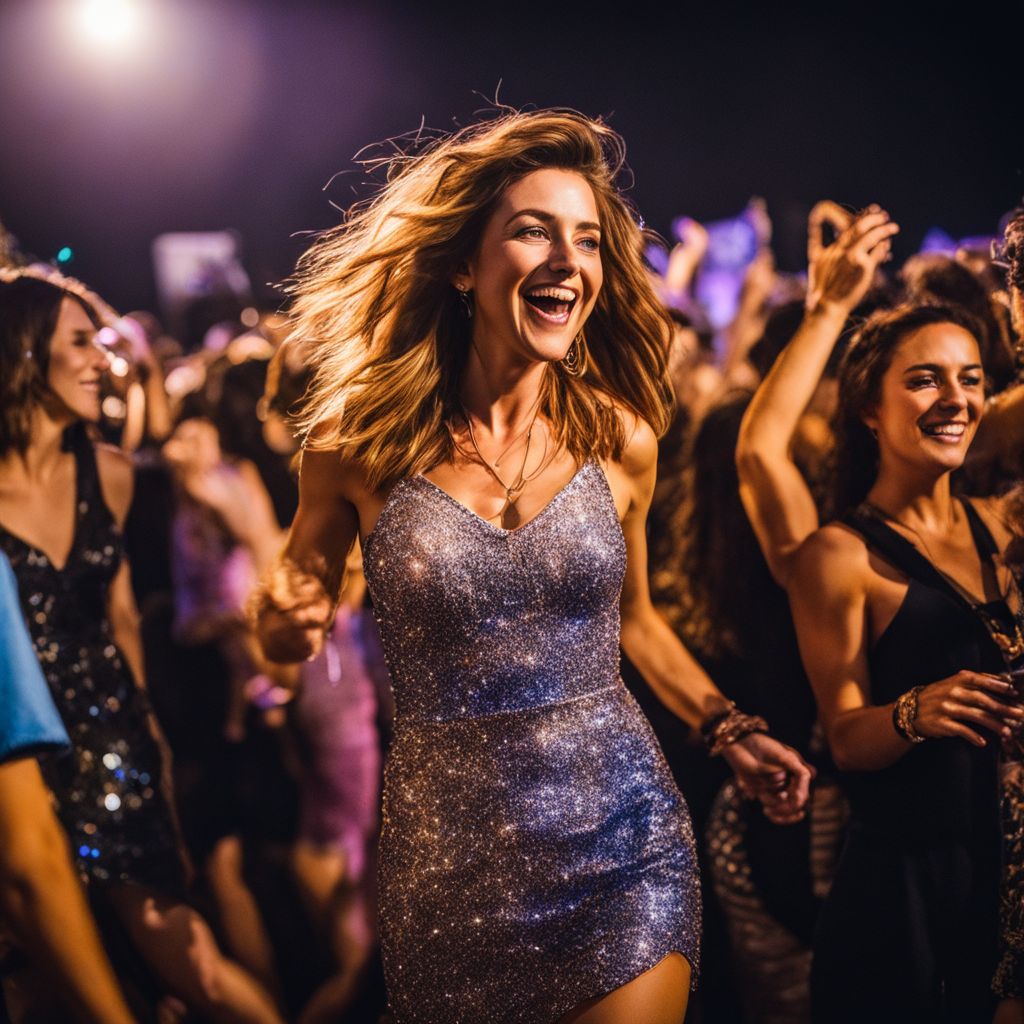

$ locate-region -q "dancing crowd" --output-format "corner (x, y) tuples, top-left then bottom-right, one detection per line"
(0, 110), (1022, 1024)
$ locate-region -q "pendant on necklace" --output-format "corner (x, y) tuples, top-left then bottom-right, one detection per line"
(993, 628), (1024, 661)
(500, 496), (521, 530)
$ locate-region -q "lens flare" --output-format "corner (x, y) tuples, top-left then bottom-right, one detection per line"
(74, 0), (143, 49)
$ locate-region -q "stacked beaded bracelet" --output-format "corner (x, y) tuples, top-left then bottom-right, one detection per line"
(700, 702), (770, 757)
(892, 685), (927, 744)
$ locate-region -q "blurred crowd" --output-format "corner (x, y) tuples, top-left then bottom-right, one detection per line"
(0, 194), (1022, 1024)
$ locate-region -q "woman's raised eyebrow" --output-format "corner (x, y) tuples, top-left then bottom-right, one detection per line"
(505, 209), (601, 232)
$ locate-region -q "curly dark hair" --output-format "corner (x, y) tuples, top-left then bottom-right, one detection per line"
(831, 303), (986, 516)
(0, 275), (99, 455)
(1002, 208), (1024, 296)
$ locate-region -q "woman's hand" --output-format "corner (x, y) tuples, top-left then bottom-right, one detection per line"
(720, 732), (815, 824)
(664, 218), (708, 294)
(163, 421), (260, 546)
(806, 202), (898, 315)
(912, 670), (1024, 746)
(249, 558), (334, 664)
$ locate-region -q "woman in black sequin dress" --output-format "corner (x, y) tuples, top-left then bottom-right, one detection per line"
(0, 273), (283, 1023)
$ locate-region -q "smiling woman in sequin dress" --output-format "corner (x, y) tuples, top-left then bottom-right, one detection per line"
(254, 110), (812, 1024)
(0, 272), (283, 1023)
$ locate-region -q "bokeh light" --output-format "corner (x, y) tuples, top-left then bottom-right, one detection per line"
(73, 0), (144, 50)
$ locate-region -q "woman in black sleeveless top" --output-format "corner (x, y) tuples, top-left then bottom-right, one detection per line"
(789, 302), (1024, 1023)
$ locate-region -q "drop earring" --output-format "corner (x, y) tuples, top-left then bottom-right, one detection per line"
(561, 332), (588, 377)
(457, 285), (473, 319)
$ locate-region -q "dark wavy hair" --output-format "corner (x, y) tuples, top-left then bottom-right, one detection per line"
(652, 392), (785, 659)
(831, 303), (986, 516)
(1002, 209), (1024, 296)
(902, 253), (1015, 393)
(0, 276), (99, 455)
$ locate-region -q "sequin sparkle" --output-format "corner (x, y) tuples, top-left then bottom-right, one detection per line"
(363, 460), (700, 1024)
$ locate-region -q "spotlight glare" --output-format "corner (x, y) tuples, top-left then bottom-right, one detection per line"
(56, 246), (74, 263)
(74, 0), (143, 49)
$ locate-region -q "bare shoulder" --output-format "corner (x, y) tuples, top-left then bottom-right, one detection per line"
(299, 446), (371, 505)
(793, 522), (870, 589)
(612, 404), (658, 477)
(595, 402), (658, 519)
(94, 443), (134, 524)
(237, 457), (270, 492)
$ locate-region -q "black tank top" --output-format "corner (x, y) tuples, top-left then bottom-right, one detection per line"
(838, 500), (1009, 849)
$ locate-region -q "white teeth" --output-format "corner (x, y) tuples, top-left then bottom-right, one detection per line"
(922, 423), (965, 436)
(524, 287), (576, 302)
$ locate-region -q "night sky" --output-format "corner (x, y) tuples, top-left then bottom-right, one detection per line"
(0, 0), (1020, 315)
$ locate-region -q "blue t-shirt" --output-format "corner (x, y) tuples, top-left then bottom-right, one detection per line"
(0, 552), (69, 764)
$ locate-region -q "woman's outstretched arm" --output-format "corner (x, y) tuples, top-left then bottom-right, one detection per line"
(615, 416), (813, 823)
(737, 203), (898, 587)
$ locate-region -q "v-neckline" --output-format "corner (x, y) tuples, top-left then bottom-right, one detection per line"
(0, 454), (82, 574)
(863, 498), (1015, 612)
(414, 460), (591, 538)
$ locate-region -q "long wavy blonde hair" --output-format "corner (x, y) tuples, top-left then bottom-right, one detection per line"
(290, 109), (673, 491)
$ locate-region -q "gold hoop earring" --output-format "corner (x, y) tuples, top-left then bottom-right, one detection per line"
(561, 332), (587, 377)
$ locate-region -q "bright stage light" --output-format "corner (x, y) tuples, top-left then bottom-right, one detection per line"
(73, 0), (144, 49)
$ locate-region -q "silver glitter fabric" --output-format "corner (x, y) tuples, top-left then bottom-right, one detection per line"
(363, 460), (700, 1024)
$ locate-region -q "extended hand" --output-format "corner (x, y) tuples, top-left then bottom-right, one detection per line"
(721, 732), (815, 825)
(807, 202), (898, 314)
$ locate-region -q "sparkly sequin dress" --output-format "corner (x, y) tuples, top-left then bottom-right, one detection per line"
(0, 431), (184, 892)
(363, 460), (700, 1024)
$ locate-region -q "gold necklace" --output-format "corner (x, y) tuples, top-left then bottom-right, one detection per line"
(458, 403), (544, 528)
(489, 393), (544, 471)
(864, 501), (1024, 662)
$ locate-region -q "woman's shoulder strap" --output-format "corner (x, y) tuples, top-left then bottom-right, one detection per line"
(840, 505), (960, 597)
(65, 425), (101, 499)
(959, 497), (1001, 562)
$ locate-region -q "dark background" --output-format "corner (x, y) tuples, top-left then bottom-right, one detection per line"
(0, 0), (1020, 314)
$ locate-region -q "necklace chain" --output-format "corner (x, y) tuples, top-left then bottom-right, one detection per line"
(450, 402), (550, 527)
(863, 501), (943, 564)
(863, 500), (1024, 662)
